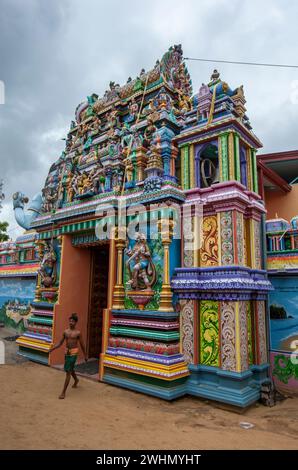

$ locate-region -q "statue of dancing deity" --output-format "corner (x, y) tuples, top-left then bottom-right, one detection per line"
(125, 233), (156, 290)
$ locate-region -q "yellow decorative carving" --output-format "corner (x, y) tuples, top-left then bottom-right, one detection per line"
(200, 216), (218, 266)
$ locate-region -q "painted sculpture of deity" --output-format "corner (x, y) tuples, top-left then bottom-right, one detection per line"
(143, 116), (157, 148)
(127, 97), (139, 122)
(177, 89), (192, 114)
(76, 171), (93, 195)
(90, 115), (102, 133)
(107, 109), (120, 129)
(89, 166), (105, 194)
(38, 242), (57, 288)
(42, 186), (58, 212)
(78, 122), (89, 144)
(125, 233), (156, 290)
(122, 151), (134, 184)
(121, 122), (133, 149)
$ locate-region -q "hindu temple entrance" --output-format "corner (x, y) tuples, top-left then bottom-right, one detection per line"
(87, 245), (109, 359)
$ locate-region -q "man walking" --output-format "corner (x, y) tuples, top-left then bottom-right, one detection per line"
(49, 313), (87, 399)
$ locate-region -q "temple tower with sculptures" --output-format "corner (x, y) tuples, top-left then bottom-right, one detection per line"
(13, 46), (271, 407)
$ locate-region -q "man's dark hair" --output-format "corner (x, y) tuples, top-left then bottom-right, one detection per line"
(69, 313), (78, 323)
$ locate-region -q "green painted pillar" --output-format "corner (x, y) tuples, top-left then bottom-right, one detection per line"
(184, 145), (190, 190)
(251, 149), (258, 193)
(234, 134), (241, 182)
(220, 133), (229, 181)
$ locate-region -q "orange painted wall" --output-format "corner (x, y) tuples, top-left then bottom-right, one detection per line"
(264, 185), (298, 221)
(49, 235), (91, 366)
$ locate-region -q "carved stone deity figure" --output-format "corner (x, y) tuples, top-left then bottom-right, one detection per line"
(66, 171), (79, 202)
(125, 233), (156, 290)
(88, 165), (105, 194)
(107, 128), (121, 158)
(131, 129), (143, 150)
(77, 171), (92, 195)
(90, 115), (102, 132)
(177, 89), (192, 114)
(157, 88), (171, 110)
(143, 116), (157, 148)
(42, 186), (58, 212)
(121, 122), (133, 149)
(107, 109), (120, 129)
(104, 81), (120, 101)
(122, 153), (134, 183)
(127, 97), (139, 122)
(78, 122), (89, 144)
(38, 242), (57, 288)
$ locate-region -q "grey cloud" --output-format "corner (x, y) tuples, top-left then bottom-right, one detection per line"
(0, 0), (298, 238)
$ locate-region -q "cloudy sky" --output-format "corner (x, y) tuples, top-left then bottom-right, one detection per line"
(0, 0), (298, 238)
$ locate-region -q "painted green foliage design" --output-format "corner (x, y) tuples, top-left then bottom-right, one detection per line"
(273, 354), (298, 384)
(200, 300), (219, 366)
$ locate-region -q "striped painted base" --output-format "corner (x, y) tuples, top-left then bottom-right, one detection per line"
(103, 354), (189, 381)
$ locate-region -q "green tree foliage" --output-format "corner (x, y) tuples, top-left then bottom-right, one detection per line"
(0, 221), (9, 242)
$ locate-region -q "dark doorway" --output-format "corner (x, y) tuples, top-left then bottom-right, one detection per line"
(87, 245), (109, 359)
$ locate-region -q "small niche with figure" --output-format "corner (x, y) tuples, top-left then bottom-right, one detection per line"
(200, 144), (219, 188)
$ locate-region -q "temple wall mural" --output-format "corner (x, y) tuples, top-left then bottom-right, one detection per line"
(266, 217), (298, 395)
(0, 278), (36, 331)
(0, 234), (38, 331)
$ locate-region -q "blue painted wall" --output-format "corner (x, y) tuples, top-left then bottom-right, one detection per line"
(269, 276), (298, 352)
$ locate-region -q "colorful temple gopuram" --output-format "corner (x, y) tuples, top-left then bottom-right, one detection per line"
(12, 45), (273, 407)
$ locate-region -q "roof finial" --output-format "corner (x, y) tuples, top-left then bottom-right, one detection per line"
(210, 69), (220, 81)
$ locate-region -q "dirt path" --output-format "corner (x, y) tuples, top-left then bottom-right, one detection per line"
(0, 362), (297, 450)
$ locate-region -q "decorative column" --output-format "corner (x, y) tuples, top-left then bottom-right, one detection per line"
(158, 218), (174, 312)
(170, 144), (179, 179)
(218, 133), (229, 181)
(180, 145), (190, 190)
(236, 301), (249, 372)
(163, 156), (171, 179)
(104, 167), (112, 192)
(34, 240), (45, 301)
(180, 299), (197, 364)
(228, 132), (235, 180)
(246, 148), (252, 191)
(184, 145), (190, 190)
(251, 148), (258, 194)
(189, 144), (195, 188)
(254, 301), (268, 365)
(220, 301), (249, 373)
(136, 146), (148, 182)
(158, 124), (175, 181)
(195, 145), (201, 188)
(234, 133), (241, 182)
(112, 229), (126, 309)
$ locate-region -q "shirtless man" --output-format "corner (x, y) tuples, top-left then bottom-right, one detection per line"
(49, 313), (87, 399)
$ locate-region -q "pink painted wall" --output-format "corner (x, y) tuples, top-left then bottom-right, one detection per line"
(49, 235), (91, 366)
(265, 185), (298, 221)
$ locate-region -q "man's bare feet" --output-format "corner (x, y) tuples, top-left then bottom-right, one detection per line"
(59, 393), (65, 399)
(72, 378), (79, 388)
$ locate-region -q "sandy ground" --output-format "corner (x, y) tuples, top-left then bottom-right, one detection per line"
(0, 360), (298, 450)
